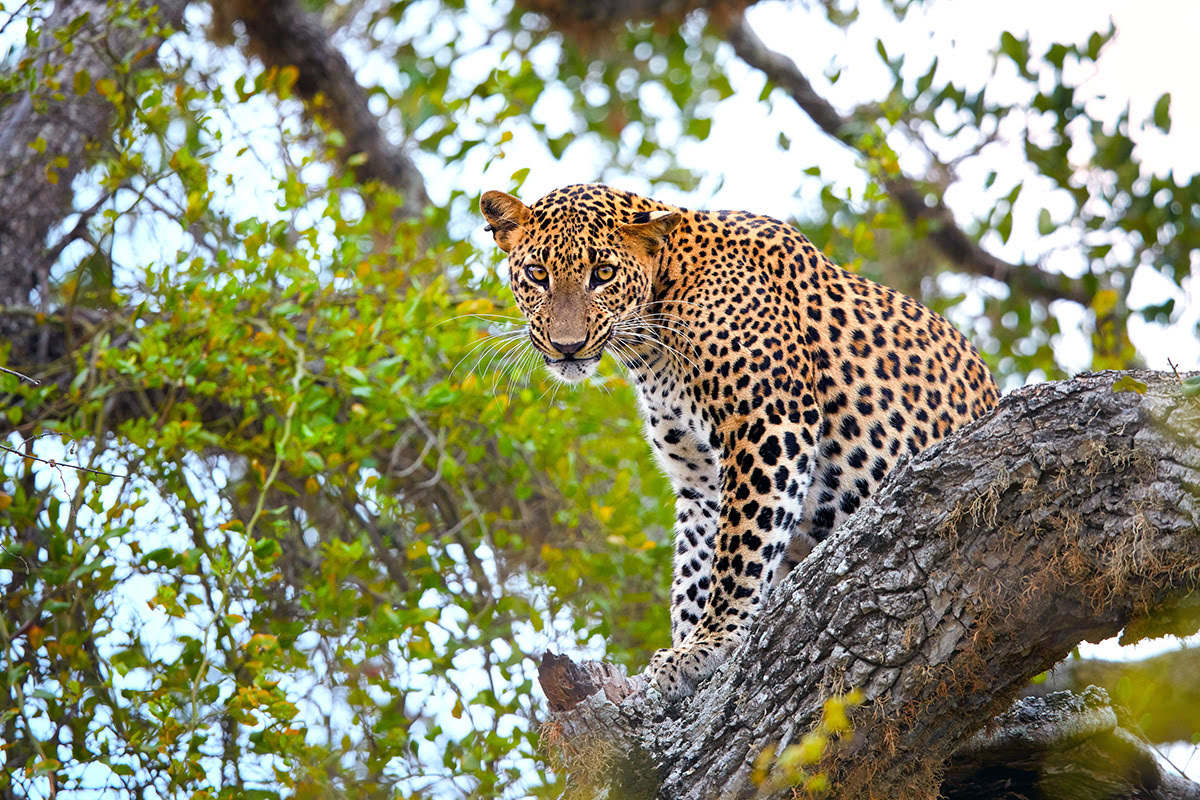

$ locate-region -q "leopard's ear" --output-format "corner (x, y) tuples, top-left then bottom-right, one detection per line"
(617, 209), (681, 258)
(480, 190), (532, 253)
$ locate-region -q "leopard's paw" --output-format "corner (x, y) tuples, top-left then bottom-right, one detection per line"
(645, 638), (729, 701)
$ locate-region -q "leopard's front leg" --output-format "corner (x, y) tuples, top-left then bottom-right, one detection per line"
(668, 481), (720, 646)
(648, 420), (816, 700)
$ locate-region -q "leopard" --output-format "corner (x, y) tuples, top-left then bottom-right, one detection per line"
(480, 183), (999, 701)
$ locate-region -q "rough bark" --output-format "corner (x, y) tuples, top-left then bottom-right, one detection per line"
(723, 15), (1091, 308)
(539, 371), (1200, 799)
(0, 0), (186, 342)
(945, 688), (1200, 800)
(217, 0), (429, 214)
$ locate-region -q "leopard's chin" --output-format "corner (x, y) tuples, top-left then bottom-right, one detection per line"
(544, 355), (602, 383)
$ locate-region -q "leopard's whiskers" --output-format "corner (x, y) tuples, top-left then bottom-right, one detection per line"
(614, 325), (701, 375)
(475, 330), (530, 379)
(452, 328), (528, 378)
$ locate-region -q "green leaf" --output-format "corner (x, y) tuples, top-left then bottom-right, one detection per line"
(999, 31), (1031, 77)
(1112, 375), (1147, 394)
(1152, 93), (1171, 133)
(1037, 208), (1053, 236)
(997, 209), (1013, 244)
(915, 57), (937, 94)
(1093, 289), (1118, 317)
(1045, 43), (1069, 71)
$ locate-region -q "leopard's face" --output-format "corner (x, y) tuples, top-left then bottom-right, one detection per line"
(506, 235), (652, 383)
(481, 185), (680, 384)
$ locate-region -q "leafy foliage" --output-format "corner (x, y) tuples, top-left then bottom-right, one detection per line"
(0, 0), (1196, 797)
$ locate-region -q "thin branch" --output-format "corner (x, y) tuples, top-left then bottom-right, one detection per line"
(0, 365), (40, 385)
(724, 14), (1092, 308)
(0, 442), (127, 479)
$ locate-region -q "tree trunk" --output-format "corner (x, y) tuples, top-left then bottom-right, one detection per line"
(538, 371), (1200, 799)
(0, 0), (186, 342)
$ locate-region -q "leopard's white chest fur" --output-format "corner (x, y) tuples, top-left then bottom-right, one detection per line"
(631, 365), (718, 496)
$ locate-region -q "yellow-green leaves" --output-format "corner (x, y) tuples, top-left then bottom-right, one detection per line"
(751, 689), (865, 793)
(1153, 92), (1171, 133)
(1112, 375), (1147, 394)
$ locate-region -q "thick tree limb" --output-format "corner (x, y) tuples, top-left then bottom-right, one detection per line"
(1024, 648), (1200, 745)
(538, 371), (1200, 799)
(517, 0), (752, 25)
(219, 0), (429, 215)
(946, 688), (1200, 800)
(724, 15), (1092, 308)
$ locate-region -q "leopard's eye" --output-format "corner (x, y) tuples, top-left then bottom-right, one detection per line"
(525, 264), (549, 286)
(591, 264), (617, 287)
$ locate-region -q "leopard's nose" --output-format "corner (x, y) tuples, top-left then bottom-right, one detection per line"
(550, 338), (587, 356)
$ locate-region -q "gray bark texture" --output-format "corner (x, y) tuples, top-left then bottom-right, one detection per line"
(1023, 648), (1200, 746)
(538, 371), (1200, 800)
(0, 0), (186, 342)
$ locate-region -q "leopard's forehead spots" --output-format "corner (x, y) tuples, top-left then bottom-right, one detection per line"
(514, 184), (662, 271)
(529, 184), (641, 234)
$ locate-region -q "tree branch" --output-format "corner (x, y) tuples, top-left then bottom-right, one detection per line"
(946, 688), (1200, 800)
(517, 0), (751, 25)
(220, 0), (429, 215)
(1025, 648), (1200, 745)
(0, 0), (186, 341)
(724, 15), (1092, 308)
(538, 371), (1200, 799)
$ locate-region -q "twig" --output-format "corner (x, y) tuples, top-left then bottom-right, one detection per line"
(0, 365), (40, 385)
(0, 442), (126, 479)
(1167, 358), (1182, 382)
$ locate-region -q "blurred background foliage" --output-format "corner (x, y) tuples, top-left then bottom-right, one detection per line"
(0, 0), (1196, 797)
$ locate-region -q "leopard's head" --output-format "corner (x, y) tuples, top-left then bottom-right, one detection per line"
(480, 184), (680, 383)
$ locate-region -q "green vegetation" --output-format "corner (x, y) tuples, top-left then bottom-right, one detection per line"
(0, 0), (1195, 796)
